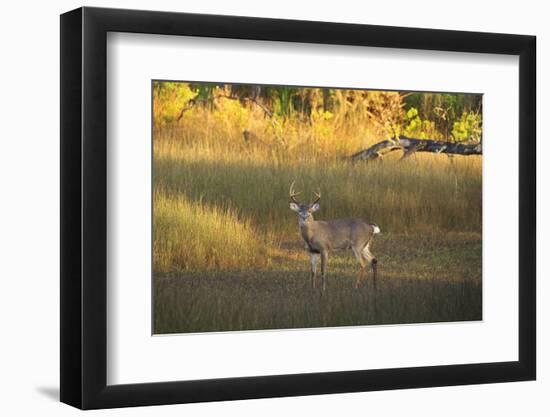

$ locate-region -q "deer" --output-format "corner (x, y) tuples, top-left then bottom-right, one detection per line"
(289, 181), (380, 291)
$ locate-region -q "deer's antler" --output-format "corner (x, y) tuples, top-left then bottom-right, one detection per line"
(311, 188), (321, 205)
(289, 181), (302, 204)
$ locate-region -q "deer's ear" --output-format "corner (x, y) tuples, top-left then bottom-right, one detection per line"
(289, 202), (300, 212)
(310, 203), (320, 212)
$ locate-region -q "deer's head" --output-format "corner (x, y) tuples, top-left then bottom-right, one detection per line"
(289, 181), (321, 224)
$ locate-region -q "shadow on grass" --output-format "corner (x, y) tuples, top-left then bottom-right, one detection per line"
(154, 264), (481, 334)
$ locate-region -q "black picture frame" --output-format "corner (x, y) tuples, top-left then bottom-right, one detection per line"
(60, 6), (536, 410)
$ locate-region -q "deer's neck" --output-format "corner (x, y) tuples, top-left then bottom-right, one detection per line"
(299, 217), (316, 243)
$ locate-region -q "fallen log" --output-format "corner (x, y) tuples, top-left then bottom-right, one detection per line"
(350, 136), (482, 162)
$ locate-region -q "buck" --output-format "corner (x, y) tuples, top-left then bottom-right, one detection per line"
(289, 182), (380, 291)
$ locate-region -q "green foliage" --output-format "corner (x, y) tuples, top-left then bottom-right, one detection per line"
(153, 81), (483, 145)
(152, 81), (197, 126)
(403, 107), (437, 139)
(404, 92), (482, 140)
(273, 86), (296, 117)
(452, 111), (482, 142)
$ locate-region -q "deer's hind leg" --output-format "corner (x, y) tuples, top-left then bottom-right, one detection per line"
(352, 246), (368, 289)
(362, 240), (378, 289)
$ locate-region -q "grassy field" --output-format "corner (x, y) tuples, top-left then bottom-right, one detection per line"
(152, 84), (482, 334)
(154, 233), (481, 333)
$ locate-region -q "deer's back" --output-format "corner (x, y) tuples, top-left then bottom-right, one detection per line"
(309, 218), (373, 251)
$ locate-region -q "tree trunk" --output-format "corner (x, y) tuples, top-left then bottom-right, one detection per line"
(350, 136), (482, 162)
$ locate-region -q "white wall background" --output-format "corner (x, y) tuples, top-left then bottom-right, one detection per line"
(0, 0), (545, 415)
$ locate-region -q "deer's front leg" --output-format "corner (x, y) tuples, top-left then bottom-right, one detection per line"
(320, 251), (328, 292)
(309, 253), (319, 289)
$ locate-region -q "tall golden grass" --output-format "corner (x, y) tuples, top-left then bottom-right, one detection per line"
(154, 189), (274, 272)
(153, 94), (482, 273)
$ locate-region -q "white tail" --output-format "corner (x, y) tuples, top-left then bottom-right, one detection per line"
(289, 182), (380, 291)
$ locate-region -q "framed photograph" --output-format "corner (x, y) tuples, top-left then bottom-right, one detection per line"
(60, 6), (536, 409)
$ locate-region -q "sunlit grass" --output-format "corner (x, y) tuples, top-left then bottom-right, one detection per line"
(153, 189), (274, 273)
